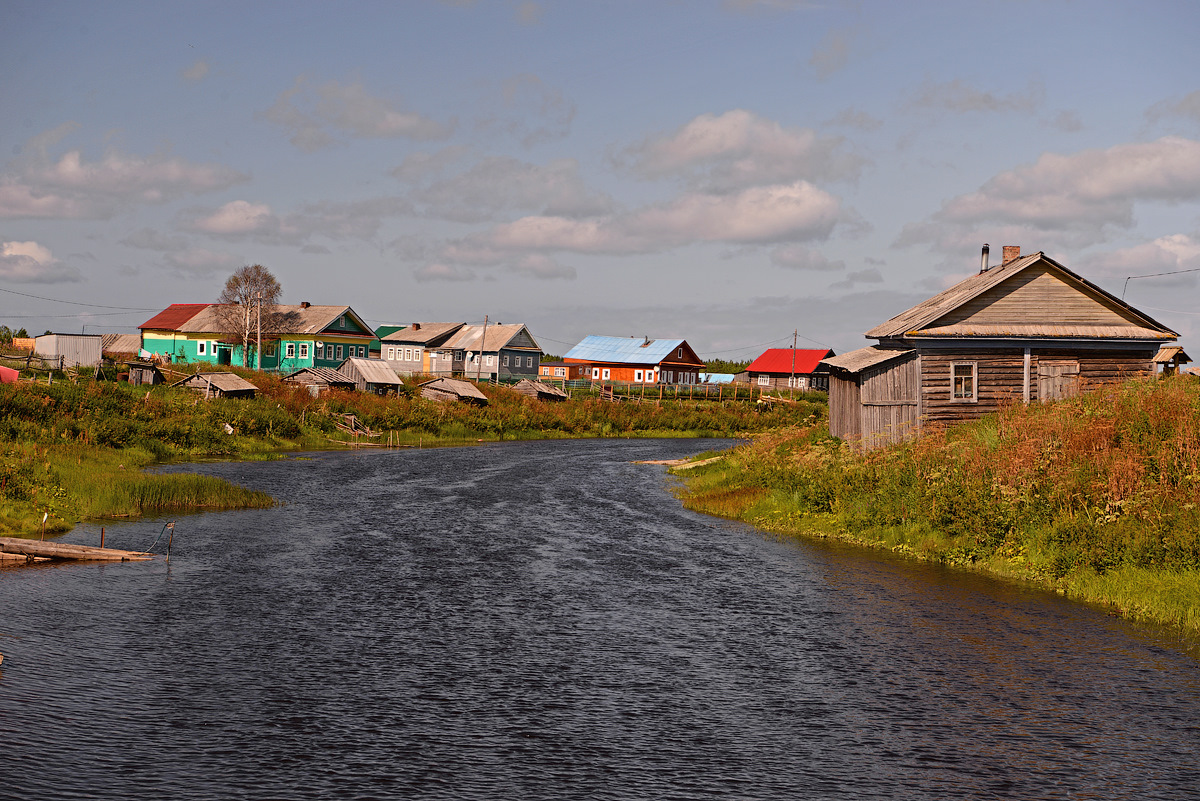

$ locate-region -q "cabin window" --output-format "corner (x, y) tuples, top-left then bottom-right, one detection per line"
(339, 316), (346, 328)
(592, 368), (600, 380)
(266, 343), (277, 357)
(388, 347), (395, 360)
(454, 351), (464, 361)
(502, 354), (509, 367)
(486, 355), (494, 367)
(286, 342), (296, 359)
(336, 344), (343, 359)
(634, 369), (643, 382)
(414, 347), (422, 362)
(677, 348), (683, 358)
(555, 367), (565, 377)
(602, 368), (610, 380)
(952, 362), (977, 402)
(297, 343), (307, 359)
(526, 356), (534, 368)
(405, 348), (413, 361)
(757, 375), (770, 386)
(197, 341), (207, 356)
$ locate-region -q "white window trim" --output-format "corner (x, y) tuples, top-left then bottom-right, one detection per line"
(757, 375), (770, 386)
(951, 361), (978, 402)
(502, 354), (509, 367)
(198, 341), (207, 356)
(286, 342), (296, 359)
(634, 369), (643, 382)
(299, 343), (309, 359)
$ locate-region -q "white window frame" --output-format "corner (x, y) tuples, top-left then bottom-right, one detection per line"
(299, 343), (309, 359)
(197, 341), (207, 356)
(336, 344), (343, 360)
(592, 367), (600, 380)
(485, 355), (495, 367)
(286, 342), (296, 359)
(555, 367), (565, 377)
(757, 375), (770, 386)
(405, 348), (413, 361)
(602, 368), (610, 380)
(388, 347), (395, 360)
(951, 362), (978, 402)
(677, 348), (683, 358)
(634, 369), (643, 382)
(527, 356), (534, 368)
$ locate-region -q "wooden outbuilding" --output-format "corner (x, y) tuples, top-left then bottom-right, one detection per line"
(419, 377), (489, 405)
(283, 366), (356, 396)
(1153, 346), (1192, 377)
(124, 361), (165, 387)
(511, 378), (569, 402)
(823, 247), (1179, 449)
(171, 372), (258, 399)
(336, 357), (403, 395)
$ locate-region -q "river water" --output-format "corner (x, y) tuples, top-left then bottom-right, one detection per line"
(1, 438), (1197, 800)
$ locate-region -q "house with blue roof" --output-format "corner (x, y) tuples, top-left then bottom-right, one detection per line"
(563, 335), (705, 385)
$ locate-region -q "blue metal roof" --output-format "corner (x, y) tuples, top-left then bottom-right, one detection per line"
(563, 335), (687, 365)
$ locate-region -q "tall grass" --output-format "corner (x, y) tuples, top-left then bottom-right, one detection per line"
(676, 375), (1200, 637)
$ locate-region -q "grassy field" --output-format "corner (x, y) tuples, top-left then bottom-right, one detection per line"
(0, 370), (824, 537)
(675, 375), (1200, 638)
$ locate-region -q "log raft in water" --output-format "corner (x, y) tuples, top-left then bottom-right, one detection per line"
(0, 536), (153, 562)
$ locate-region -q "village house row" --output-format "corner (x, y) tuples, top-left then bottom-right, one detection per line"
(20, 246), (1189, 445)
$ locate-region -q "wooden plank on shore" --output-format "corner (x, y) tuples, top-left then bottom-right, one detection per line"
(0, 536), (153, 562)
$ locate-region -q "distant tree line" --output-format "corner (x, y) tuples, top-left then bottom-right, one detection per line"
(704, 358), (750, 375)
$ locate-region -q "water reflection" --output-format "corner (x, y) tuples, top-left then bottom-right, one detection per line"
(2, 438), (1197, 800)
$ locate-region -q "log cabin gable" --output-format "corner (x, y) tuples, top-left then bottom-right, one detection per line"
(927, 262), (1145, 332)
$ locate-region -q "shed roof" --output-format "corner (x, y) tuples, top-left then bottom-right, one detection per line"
(1153, 345), (1192, 364)
(101, 333), (142, 354)
(284, 366), (356, 386)
(822, 346), (915, 374)
(866, 252), (1177, 341)
(140, 304), (211, 331)
(747, 348), (835, 374)
(563, 335), (691, 365)
(170, 372), (258, 392)
(338, 358), (403, 385)
(418, 377), (489, 401)
(511, 378), (568, 400)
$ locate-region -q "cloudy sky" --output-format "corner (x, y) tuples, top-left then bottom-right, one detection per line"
(3, 1), (1199, 359)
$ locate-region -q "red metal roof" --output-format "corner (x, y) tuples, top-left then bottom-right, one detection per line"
(139, 304), (211, 331)
(747, 348), (834, 374)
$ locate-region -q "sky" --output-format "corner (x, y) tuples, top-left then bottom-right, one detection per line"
(3, 0), (1199, 362)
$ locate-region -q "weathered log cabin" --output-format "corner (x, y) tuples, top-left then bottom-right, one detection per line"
(823, 246), (1179, 449)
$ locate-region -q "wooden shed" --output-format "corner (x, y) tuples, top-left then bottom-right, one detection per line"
(337, 357), (403, 395)
(170, 372), (258, 399)
(419, 377), (489, 405)
(284, 366), (356, 396)
(511, 378), (569, 402)
(1153, 345), (1192, 377)
(124, 361), (165, 387)
(823, 247), (1179, 450)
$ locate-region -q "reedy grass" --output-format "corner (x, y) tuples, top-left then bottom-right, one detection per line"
(674, 376), (1200, 639)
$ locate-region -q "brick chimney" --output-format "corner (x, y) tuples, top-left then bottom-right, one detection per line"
(301, 301), (310, 308)
(1002, 245), (1021, 264)
(412, 322), (421, 331)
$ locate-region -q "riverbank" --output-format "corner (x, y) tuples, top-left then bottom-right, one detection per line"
(0, 374), (823, 537)
(673, 375), (1200, 639)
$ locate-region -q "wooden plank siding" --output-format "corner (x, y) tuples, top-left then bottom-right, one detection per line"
(860, 354), (920, 448)
(827, 374), (861, 441)
(935, 265), (1134, 328)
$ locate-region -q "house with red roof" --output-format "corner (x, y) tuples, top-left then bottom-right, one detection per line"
(743, 348), (835, 391)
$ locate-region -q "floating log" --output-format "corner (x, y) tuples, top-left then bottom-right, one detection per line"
(0, 536), (153, 562)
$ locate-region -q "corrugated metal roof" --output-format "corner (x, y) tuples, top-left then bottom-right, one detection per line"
(139, 304), (211, 331)
(822, 346), (914, 374)
(747, 348), (835, 374)
(338, 358), (403, 385)
(380, 322), (465, 345)
(563, 335), (687, 365)
(866, 252), (1176, 340)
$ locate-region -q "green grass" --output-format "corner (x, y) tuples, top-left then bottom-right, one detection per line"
(675, 376), (1200, 639)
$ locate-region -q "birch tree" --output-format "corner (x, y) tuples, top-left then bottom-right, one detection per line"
(216, 264), (282, 369)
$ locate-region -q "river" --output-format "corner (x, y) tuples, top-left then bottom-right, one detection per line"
(1, 438), (1197, 800)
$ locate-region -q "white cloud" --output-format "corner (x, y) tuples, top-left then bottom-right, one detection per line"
(899, 136), (1200, 254)
(1085, 234), (1200, 283)
(0, 240), (82, 283)
(191, 200), (274, 234)
(414, 262), (476, 282)
(909, 78), (1044, 114)
(262, 77), (452, 152)
(182, 60), (209, 82)
(770, 245), (845, 271)
(0, 124), (248, 219)
(623, 109), (863, 190)
(408, 156), (614, 223)
(118, 227), (240, 277)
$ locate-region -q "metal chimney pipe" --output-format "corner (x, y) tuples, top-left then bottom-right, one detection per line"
(980, 243), (990, 273)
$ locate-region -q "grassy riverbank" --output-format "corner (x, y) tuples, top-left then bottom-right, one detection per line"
(0, 372), (823, 536)
(676, 375), (1200, 638)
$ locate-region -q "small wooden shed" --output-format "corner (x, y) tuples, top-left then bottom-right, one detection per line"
(337, 357), (403, 395)
(170, 372), (258, 399)
(124, 361), (165, 387)
(1153, 346), (1192, 377)
(419, 377), (489, 405)
(284, 366), (356, 396)
(511, 378), (568, 402)
(824, 247), (1179, 450)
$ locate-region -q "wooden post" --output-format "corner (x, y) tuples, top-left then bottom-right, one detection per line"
(100, 527), (105, 548)
(166, 522), (175, 563)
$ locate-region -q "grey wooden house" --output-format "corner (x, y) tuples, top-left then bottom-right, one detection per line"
(822, 246), (1179, 449)
(337, 357), (403, 395)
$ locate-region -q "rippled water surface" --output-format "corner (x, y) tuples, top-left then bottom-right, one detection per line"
(2, 439), (1198, 800)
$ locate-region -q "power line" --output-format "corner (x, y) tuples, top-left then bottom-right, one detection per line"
(0, 286), (161, 311)
(1121, 267), (1200, 299)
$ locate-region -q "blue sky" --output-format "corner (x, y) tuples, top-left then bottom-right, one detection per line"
(3, 0), (1199, 360)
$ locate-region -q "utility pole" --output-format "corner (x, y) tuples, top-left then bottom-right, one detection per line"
(790, 329), (797, 400)
(475, 315), (488, 384)
(255, 291), (262, 371)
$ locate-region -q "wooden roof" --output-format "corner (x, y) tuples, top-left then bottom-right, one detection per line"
(1153, 345), (1192, 364)
(172, 304), (373, 338)
(284, 367), (355, 386)
(380, 322), (465, 345)
(337, 358), (403, 385)
(441, 323), (542, 353)
(511, 378), (568, 400)
(822, 346), (915, 374)
(170, 372), (258, 393)
(866, 252), (1177, 342)
(418, 377), (489, 402)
